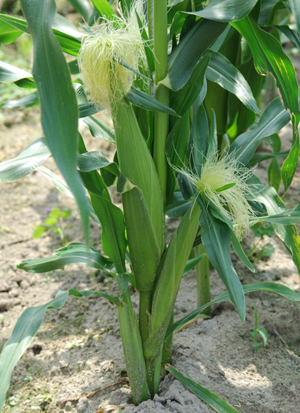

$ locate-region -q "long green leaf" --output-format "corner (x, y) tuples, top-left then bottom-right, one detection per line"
(209, 206), (255, 273)
(0, 14), (82, 56)
(161, 19), (227, 90)
(206, 50), (261, 114)
(290, 0), (300, 34)
(0, 61), (35, 88)
(166, 282), (300, 339)
(281, 127), (300, 192)
(261, 205), (300, 225)
(1, 92), (39, 109)
(17, 242), (116, 274)
(0, 289), (121, 411)
(0, 138), (50, 182)
(187, 0), (258, 22)
(166, 365), (239, 413)
(77, 151), (119, 176)
(127, 87), (178, 116)
(229, 97), (290, 166)
(75, 83), (115, 142)
(199, 202), (245, 322)
(231, 13), (300, 124)
(68, 0), (91, 21)
(37, 166), (100, 225)
(250, 179), (300, 273)
(0, 19), (22, 43)
(91, 0), (115, 19)
(273, 25), (300, 51)
(21, 0), (90, 243)
(170, 54), (210, 116)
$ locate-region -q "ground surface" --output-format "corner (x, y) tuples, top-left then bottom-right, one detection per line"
(1, 62), (300, 413)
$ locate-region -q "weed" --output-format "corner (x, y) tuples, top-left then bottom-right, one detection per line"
(33, 207), (72, 246)
(250, 305), (268, 352)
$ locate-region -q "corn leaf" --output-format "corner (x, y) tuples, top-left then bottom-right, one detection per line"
(17, 242), (116, 274)
(183, 254), (205, 276)
(36, 166), (100, 225)
(290, 0), (300, 34)
(206, 50), (261, 114)
(187, 0), (258, 22)
(166, 282), (300, 339)
(190, 100), (209, 177)
(0, 13), (82, 56)
(0, 289), (121, 411)
(1, 92), (39, 109)
(127, 87), (178, 116)
(250, 178), (300, 274)
(21, 0), (90, 243)
(161, 19), (227, 90)
(68, 0), (91, 21)
(273, 25), (300, 51)
(209, 206), (255, 273)
(80, 171), (127, 273)
(229, 98), (290, 166)
(75, 84), (115, 142)
(166, 365), (239, 413)
(231, 13), (300, 124)
(0, 19), (22, 43)
(170, 54), (210, 116)
(166, 190), (191, 218)
(0, 138), (50, 182)
(77, 152), (119, 176)
(198, 200), (245, 322)
(261, 205), (300, 225)
(0, 61), (35, 88)
(281, 127), (300, 192)
(91, 0), (115, 20)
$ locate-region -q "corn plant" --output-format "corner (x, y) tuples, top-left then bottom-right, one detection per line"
(1, 0), (300, 411)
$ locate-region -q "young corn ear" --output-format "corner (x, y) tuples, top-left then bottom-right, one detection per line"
(113, 98), (165, 256)
(144, 203), (201, 359)
(78, 3), (145, 110)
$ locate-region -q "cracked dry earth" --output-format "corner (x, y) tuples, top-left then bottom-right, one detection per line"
(1, 88), (300, 413)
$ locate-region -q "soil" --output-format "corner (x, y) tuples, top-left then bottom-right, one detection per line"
(1, 71), (300, 413)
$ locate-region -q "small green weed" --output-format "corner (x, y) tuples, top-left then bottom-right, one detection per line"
(33, 207), (72, 246)
(248, 222), (275, 261)
(250, 305), (268, 352)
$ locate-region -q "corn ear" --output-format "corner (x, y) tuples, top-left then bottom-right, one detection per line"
(113, 97), (165, 256)
(144, 203), (201, 359)
(122, 187), (161, 292)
